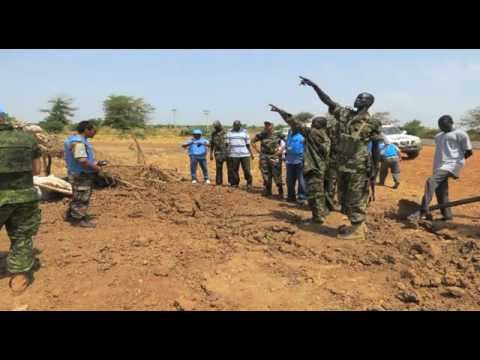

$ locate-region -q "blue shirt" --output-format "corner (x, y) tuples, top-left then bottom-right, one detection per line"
(185, 137), (209, 158)
(380, 143), (400, 159)
(285, 130), (305, 165)
(64, 134), (96, 175)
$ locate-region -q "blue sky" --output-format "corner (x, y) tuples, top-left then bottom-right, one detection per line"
(2, 49), (480, 127)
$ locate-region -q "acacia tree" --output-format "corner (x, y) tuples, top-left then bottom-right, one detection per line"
(372, 111), (399, 125)
(460, 106), (480, 130)
(39, 97), (77, 133)
(103, 95), (155, 131)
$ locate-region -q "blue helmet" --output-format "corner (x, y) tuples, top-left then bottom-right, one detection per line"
(192, 129), (202, 135)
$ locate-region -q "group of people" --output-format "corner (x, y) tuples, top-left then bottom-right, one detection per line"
(0, 75), (474, 293)
(183, 120), (310, 202)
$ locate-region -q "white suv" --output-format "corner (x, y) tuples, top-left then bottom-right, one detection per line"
(382, 125), (422, 159)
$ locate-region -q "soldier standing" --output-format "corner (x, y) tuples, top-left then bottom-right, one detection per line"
(209, 121), (229, 185)
(0, 105), (42, 293)
(299, 76), (382, 240)
(325, 115), (340, 211)
(64, 121), (107, 228)
(252, 121), (285, 198)
(270, 105), (330, 224)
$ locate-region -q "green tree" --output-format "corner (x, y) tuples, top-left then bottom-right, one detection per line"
(372, 112), (399, 125)
(401, 120), (425, 137)
(460, 106), (480, 130)
(103, 95), (155, 131)
(294, 112), (314, 123)
(40, 97), (77, 133)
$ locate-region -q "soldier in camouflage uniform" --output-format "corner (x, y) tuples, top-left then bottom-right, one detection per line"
(252, 121), (285, 198)
(270, 105), (330, 224)
(209, 121), (229, 185)
(0, 105), (42, 293)
(324, 115), (340, 211)
(299, 76), (381, 240)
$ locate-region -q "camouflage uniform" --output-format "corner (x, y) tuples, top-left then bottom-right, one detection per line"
(0, 123), (42, 274)
(253, 131), (284, 196)
(329, 104), (382, 225)
(68, 173), (94, 220)
(284, 117), (330, 222)
(210, 128), (228, 185)
(325, 115), (339, 210)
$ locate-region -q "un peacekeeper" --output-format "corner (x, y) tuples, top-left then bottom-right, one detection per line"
(0, 105), (42, 293)
(324, 115), (340, 211)
(252, 121), (285, 198)
(269, 105), (331, 225)
(64, 120), (108, 228)
(299, 76), (382, 240)
(209, 121), (229, 185)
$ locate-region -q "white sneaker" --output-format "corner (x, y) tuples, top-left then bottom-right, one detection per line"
(192, 180), (197, 184)
(205, 180), (211, 185)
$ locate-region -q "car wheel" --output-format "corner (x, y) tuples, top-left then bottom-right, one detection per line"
(406, 151), (419, 159)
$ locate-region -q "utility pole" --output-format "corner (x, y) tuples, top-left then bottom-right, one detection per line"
(203, 110), (210, 123)
(171, 109), (177, 126)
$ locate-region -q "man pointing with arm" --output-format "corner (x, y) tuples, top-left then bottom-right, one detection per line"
(298, 76), (382, 240)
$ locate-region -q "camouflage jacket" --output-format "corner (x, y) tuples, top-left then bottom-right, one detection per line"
(253, 131), (284, 156)
(329, 103), (382, 173)
(285, 116), (330, 175)
(210, 129), (227, 155)
(325, 115), (339, 161)
(0, 123), (42, 206)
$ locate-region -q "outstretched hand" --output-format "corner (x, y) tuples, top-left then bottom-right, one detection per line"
(269, 104), (281, 113)
(299, 76), (316, 87)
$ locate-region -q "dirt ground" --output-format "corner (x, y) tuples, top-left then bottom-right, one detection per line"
(1, 135), (479, 310)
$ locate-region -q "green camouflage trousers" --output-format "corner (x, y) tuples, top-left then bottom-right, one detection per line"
(260, 155), (282, 193)
(68, 173), (93, 220)
(324, 158), (338, 210)
(337, 170), (369, 224)
(305, 171), (328, 221)
(0, 201), (41, 274)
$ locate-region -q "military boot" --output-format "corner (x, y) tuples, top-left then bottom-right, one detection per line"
(262, 183), (272, 197)
(9, 272), (32, 294)
(276, 185), (284, 200)
(337, 223), (366, 240)
(71, 218), (97, 228)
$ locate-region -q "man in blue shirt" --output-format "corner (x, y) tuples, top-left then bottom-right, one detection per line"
(182, 129), (210, 184)
(285, 128), (306, 203)
(378, 138), (401, 189)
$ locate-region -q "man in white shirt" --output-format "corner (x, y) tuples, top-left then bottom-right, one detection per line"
(225, 120), (255, 190)
(420, 115), (473, 220)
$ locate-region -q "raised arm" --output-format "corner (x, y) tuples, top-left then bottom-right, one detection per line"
(299, 76), (336, 111)
(269, 104), (307, 135)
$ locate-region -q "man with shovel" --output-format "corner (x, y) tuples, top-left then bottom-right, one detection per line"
(419, 115), (473, 221)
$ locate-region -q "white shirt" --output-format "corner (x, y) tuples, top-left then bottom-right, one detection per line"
(225, 129), (251, 158)
(433, 129), (472, 177)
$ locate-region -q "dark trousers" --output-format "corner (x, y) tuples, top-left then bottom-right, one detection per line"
(421, 169), (454, 219)
(229, 157), (252, 187)
(214, 153), (227, 185)
(286, 163), (306, 201)
(379, 157), (400, 185)
(190, 156), (209, 181)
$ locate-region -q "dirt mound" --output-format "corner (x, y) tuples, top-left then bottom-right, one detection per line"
(99, 165), (182, 189)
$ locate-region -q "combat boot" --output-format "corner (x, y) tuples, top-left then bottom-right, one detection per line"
(277, 185), (284, 200)
(337, 223), (366, 240)
(393, 182), (400, 189)
(71, 219), (97, 228)
(9, 272), (31, 294)
(262, 184), (272, 197)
